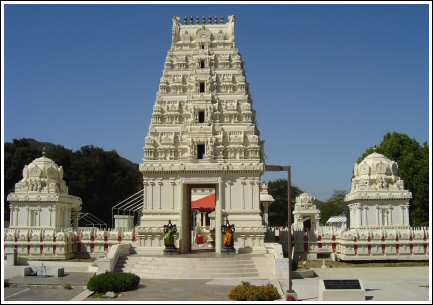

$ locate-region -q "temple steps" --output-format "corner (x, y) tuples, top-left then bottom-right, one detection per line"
(114, 254), (273, 279)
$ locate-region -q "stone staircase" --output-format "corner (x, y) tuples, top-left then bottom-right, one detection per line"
(114, 252), (274, 279)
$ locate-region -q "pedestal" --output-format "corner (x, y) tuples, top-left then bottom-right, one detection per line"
(163, 247), (178, 255)
(221, 247), (236, 254)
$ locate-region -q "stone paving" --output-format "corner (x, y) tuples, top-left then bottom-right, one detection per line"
(7, 272), (94, 286)
(85, 278), (273, 301)
(280, 266), (430, 301)
(3, 266), (430, 301)
(4, 286), (85, 301)
(4, 272), (93, 301)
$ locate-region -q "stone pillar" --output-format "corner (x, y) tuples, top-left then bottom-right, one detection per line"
(384, 209), (389, 226)
(358, 206), (362, 227)
(377, 208), (383, 226)
(401, 206), (405, 225)
(376, 205), (380, 226)
(263, 203), (269, 226)
(389, 206), (393, 225)
(179, 180), (188, 253)
(403, 206), (409, 226)
(150, 181), (155, 210)
(158, 180), (163, 209)
(71, 210), (80, 228)
(170, 180), (176, 210)
(9, 206), (14, 227)
(215, 178), (224, 254)
(241, 179), (246, 210)
(201, 212), (206, 226)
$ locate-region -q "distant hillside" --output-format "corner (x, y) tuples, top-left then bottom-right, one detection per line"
(4, 138), (142, 226)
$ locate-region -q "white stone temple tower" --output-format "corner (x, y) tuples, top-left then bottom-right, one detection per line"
(344, 152), (412, 228)
(138, 16), (266, 254)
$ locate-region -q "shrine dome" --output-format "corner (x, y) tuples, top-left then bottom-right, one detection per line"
(295, 192), (315, 204)
(14, 152), (69, 194)
(26, 153), (64, 180)
(353, 152), (399, 178)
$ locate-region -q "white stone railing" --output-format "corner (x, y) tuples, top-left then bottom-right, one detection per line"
(4, 227), (136, 260)
(264, 225), (429, 261)
(95, 243), (131, 273)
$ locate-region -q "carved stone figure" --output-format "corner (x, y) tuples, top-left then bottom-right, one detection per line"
(163, 220), (177, 252)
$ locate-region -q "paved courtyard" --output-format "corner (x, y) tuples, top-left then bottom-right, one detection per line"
(4, 286), (86, 301)
(282, 266), (430, 301)
(4, 266), (430, 301)
(4, 272), (93, 302)
(86, 278), (274, 301)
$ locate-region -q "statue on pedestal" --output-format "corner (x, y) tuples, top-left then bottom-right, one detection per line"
(221, 220), (235, 253)
(163, 220), (177, 254)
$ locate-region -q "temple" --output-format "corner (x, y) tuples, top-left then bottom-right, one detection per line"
(4, 16), (427, 278)
(136, 16), (266, 254)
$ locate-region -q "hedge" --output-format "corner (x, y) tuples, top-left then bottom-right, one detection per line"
(228, 281), (281, 301)
(87, 272), (140, 293)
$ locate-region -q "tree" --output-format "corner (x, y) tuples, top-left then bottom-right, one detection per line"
(267, 179), (303, 226)
(318, 190), (349, 225)
(4, 138), (142, 226)
(359, 132), (429, 226)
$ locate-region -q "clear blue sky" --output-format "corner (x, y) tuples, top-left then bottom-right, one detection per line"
(4, 4), (429, 201)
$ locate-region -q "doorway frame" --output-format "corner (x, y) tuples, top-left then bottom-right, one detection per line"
(178, 177), (224, 254)
(187, 184), (216, 253)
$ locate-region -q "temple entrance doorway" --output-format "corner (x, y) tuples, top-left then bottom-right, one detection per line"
(179, 183), (217, 254)
(303, 218), (312, 232)
(190, 185), (216, 252)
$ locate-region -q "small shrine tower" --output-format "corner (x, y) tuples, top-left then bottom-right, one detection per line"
(345, 152), (412, 228)
(7, 152), (82, 229)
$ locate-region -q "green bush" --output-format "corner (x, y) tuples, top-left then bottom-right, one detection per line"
(63, 283), (73, 290)
(87, 272), (140, 293)
(229, 281), (281, 301)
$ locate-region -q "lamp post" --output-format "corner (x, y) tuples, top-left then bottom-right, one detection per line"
(264, 164), (296, 297)
(287, 165), (294, 295)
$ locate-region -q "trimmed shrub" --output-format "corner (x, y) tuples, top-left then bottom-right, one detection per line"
(87, 272), (140, 293)
(63, 283), (73, 290)
(229, 281), (281, 301)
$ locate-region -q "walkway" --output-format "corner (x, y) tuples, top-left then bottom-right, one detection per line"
(280, 266), (429, 301)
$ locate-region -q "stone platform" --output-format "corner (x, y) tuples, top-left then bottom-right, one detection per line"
(114, 252), (274, 279)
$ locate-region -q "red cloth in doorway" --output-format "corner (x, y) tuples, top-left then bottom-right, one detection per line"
(192, 193), (216, 212)
(196, 234), (204, 244)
